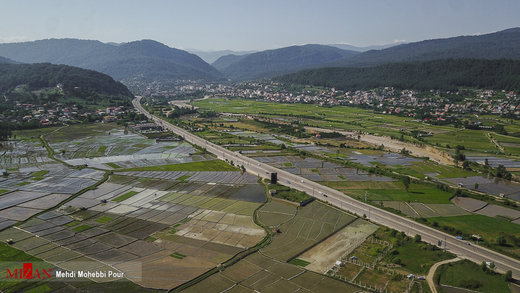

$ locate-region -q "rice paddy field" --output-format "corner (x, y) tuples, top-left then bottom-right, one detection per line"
(180, 253), (360, 293)
(0, 166), (268, 290)
(0, 122), (277, 291)
(47, 124), (213, 170)
(256, 155), (395, 182)
(2, 113), (520, 292)
(260, 201), (356, 261)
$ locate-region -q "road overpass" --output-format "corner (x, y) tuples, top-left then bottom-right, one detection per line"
(133, 97), (520, 278)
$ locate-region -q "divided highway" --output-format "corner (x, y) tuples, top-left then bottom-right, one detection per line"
(133, 97), (520, 278)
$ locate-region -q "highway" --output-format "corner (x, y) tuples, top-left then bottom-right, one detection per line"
(133, 97), (520, 278)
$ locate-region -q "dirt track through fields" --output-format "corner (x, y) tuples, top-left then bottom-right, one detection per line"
(426, 257), (461, 293)
(305, 127), (454, 165)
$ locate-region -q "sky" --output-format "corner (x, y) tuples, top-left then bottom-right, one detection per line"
(1, 0), (519, 51)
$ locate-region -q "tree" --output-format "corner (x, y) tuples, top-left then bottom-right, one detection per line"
(462, 160), (470, 169)
(401, 176), (411, 191)
(504, 270), (513, 281)
(481, 261), (488, 272)
(497, 236), (507, 246)
(414, 234), (422, 242)
(454, 148), (466, 162)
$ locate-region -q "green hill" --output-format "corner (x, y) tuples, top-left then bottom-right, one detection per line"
(0, 63), (133, 106)
(0, 39), (223, 83)
(277, 59), (520, 91)
(337, 28), (520, 67)
(214, 44), (359, 80)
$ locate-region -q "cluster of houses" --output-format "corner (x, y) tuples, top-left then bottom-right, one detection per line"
(141, 81), (520, 121)
(0, 102), (127, 126)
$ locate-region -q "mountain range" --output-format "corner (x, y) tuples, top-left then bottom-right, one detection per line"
(0, 39), (223, 83)
(213, 44), (359, 80)
(0, 28), (519, 84)
(327, 42), (406, 52)
(187, 49), (255, 64)
(336, 28), (520, 67)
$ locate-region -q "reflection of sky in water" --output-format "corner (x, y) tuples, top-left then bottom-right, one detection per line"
(466, 156), (520, 168)
(348, 153), (420, 167)
(255, 156), (395, 182)
(446, 176), (520, 200)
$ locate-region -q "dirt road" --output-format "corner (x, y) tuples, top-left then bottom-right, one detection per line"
(426, 257), (461, 293)
(305, 126), (454, 165)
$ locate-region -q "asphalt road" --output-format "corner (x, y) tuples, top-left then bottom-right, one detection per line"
(133, 97), (520, 278)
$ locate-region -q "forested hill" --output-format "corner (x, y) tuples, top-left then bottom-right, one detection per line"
(276, 59), (520, 91)
(0, 63), (133, 99)
(214, 44), (359, 80)
(336, 28), (520, 67)
(0, 39), (223, 82)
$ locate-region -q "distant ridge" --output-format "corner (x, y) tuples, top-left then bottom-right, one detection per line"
(0, 56), (18, 64)
(188, 49), (255, 64)
(337, 28), (520, 67)
(214, 44), (359, 80)
(0, 39), (224, 83)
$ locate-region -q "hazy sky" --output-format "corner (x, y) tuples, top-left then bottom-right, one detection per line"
(1, 0), (519, 51)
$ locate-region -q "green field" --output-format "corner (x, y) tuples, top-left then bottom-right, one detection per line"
(105, 162), (121, 169)
(170, 252), (186, 259)
(177, 174), (191, 182)
(393, 161), (479, 179)
(424, 129), (496, 152)
(436, 259), (511, 293)
(426, 215), (520, 258)
(95, 215), (114, 224)
(329, 182), (454, 204)
(269, 183), (311, 203)
(113, 190), (139, 202)
(117, 159), (237, 172)
(289, 258), (310, 267)
(12, 127), (61, 141)
(376, 228), (454, 275)
(194, 98), (520, 162)
(261, 201), (356, 261)
(44, 123), (119, 143)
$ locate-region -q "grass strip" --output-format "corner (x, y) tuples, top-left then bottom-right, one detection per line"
(113, 191), (138, 202)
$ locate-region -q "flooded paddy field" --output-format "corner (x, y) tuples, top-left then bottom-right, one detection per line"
(445, 176), (520, 200)
(1, 165), (267, 290)
(347, 152), (421, 167)
(255, 156), (395, 182)
(49, 126), (213, 169)
(0, 139), (53, 170)
(452, 196), (520, 224)
(466, 156), (520, 169)
(0, 164), (104, 227)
